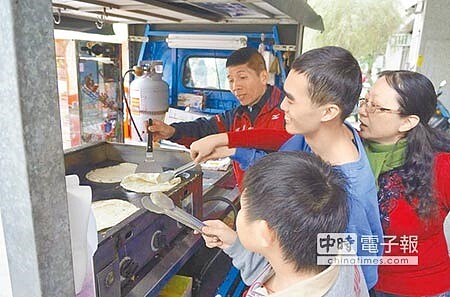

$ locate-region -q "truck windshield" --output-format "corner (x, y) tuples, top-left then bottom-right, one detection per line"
(183, 57), (229, 90)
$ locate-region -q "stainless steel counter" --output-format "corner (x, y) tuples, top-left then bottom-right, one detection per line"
(64, 142), (239, 297)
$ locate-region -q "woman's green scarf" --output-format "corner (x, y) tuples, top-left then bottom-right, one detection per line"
(364, 139), (407, 184)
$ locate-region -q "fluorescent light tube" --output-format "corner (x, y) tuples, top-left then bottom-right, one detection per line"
(166, 34), (247, 50)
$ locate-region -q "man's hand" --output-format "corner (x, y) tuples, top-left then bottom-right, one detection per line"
(190, 133), (235, 163)
(196, 220), (237, 249)
(191, 145), (236, 163)
(190, 133), (228, 160)
(147, 119), (176, 142)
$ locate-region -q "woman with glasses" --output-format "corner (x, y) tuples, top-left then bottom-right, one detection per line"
(359, 70), (450, 297)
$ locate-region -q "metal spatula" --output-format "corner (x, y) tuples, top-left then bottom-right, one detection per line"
(135, 118), (163, 173)
(143, 193), (221, 240)
(156, 160), (197, 183)
(141, 194), (205, 233)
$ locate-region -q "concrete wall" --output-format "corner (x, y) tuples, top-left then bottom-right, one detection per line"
(417, 0), (450, 252)
(0, 213), (12, 297)
(0, 0), (75, 296)
(415, 0), (450, 107)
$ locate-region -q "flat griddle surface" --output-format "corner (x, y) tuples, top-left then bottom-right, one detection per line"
(68, 159), (150, 202)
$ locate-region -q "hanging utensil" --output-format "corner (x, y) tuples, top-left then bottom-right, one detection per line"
(135, 118), (163, 173)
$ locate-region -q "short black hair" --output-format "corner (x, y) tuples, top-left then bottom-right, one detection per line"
(291, 46), (362, 120)
(226, 47), (266, 74)
(242, 151), (349, 273)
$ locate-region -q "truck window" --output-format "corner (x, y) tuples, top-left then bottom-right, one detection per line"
(183, 57), (229, 90)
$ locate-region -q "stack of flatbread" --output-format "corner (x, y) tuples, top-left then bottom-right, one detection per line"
(120, 173), (181, 193)
(92, 199), (140, 231)
(86, 163), (138, 183)
(87, 163), (182, 231)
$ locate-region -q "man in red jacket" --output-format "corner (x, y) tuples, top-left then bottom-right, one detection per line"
(148, 47), (290, 187)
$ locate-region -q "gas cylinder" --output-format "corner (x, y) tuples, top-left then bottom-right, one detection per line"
(129, 62), (169, 141)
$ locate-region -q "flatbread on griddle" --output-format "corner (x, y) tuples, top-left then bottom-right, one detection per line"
(120, 173), (181, 193)
(86, 163), (138, 183)
(91, 199), (140, 231)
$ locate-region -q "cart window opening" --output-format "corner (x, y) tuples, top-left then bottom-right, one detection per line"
(183, 57), (229, 90)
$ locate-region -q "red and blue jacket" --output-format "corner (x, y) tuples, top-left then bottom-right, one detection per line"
(169, 85), (291, 187)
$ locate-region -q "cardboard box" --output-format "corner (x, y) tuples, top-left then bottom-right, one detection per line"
(164, 107), (210, 125)
(177, 93), (205, 109)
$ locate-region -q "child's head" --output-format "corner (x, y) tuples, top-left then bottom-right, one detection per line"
(237, 151), (348, 273)
(282, 46), (361, 130)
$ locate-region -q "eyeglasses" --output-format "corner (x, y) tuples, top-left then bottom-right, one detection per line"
(359, 98), (401, 114)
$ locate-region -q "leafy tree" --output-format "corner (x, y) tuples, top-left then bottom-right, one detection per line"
(303, 0), (402, 77)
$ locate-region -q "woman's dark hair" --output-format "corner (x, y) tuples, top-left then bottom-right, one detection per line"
(380, 70), (450, 217)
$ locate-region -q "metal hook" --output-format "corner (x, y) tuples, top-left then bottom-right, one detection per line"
(102, 7), (107, 19)
(260, 33), (265, 42)
(95, 18), (104, 29)
(258, 33), (265, 53)
(95, 7), (107, 29)
(53, 8), (61, 25)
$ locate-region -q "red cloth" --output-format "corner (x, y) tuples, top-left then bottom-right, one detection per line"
(375, 153), (450, 296)
(172, 86), (287, 188)
(228, 128), (291, 151)
(227, 87), (287, 187)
